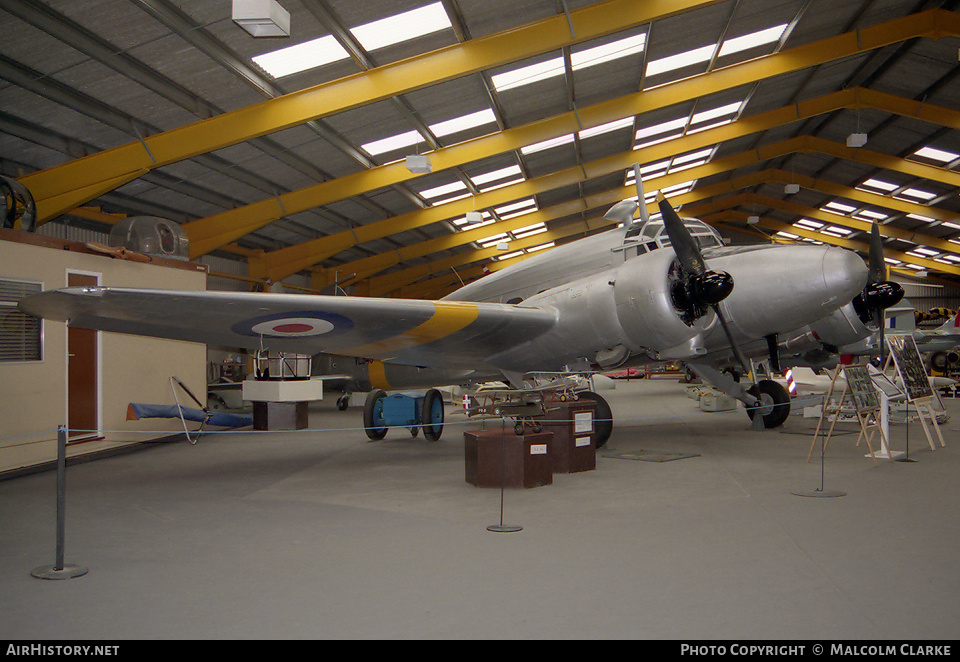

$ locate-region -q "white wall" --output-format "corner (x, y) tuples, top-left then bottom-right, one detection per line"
(0, 233), (207, 473)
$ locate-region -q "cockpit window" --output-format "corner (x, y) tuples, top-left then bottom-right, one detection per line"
(623, 216), (723, 250)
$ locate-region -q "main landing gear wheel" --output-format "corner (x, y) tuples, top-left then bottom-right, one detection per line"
(513, 419), (543, 435)
(746, 379), (790, 429)
(575, 390), (612, 449)
(421, 388), (445, 441)
(363, 389), (388, 440)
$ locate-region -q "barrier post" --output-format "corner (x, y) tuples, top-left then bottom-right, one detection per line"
(31, 426), (88, 580)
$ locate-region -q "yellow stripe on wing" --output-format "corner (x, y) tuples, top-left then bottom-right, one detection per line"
(343, 301), (480, 358)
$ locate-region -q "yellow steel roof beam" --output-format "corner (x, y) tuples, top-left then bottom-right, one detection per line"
(190, 9), (960, 260)
(18, 0), (722, 224)
(246, 94), (858, 283)
(307, 137), (960, 290)
(247, 82), (960, 282)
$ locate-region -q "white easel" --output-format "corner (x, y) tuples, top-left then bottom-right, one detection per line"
(883, 335), (945, 452)
(807, 364), (880, 466)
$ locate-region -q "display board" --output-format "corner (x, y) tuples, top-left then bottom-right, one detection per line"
(844, 364), (879, 413)
(886, 334), (932, 401)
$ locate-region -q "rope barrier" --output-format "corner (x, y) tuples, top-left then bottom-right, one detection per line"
(0, 393), (829, 446)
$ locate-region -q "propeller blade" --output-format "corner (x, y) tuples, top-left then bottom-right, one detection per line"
(657, 191), (705, 275)
(868, 221), (887, 285)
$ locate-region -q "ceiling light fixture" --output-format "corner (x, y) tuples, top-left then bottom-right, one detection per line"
(847, 132), (867, 148)
(405, 155), (432, 173)
(233, 0), (290, 38)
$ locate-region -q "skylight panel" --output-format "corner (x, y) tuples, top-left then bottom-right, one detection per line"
(897, 188), (937, 201)
(717, 24), (787, 57)
(672, 148), (714, 166)
(495, 199), (537, 219)
(859, 178), (898, 192)
(645, 43), (714, 77)
(491, 58), (564, 92)
(361, 130), (422, 156)
(691, 101), (743, 125)
(470, 165), (523, 187)
(478, 232), (509, 247)
(580, 116), (634, 140)
(493, 33), (645, 92)
(571, 34), (646, 69)
(521, 133), (575, 155)
(639, 160), (671, 175)
(528, 242), (555, 253)
(660, 181), (694, 196)
(350, 2), (452, 51)
(795, 219), (824, 230)
(430, 109), (497, 138)
(821, 225), (853, 237)
(514, 222), (547, 239)
(913, 146), (960, 163)
(419, 180), (468, 199)
(252, 35), (349, 78)
(635, 116), (687, 141)
(361, 109), (496, 157)
(822, 201), (856, 214)
(855, 209), (888, 220)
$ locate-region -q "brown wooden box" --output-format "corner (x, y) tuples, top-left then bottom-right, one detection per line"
(538, 400), (597, 473)
(252, 401), (308, 430)
(464, 428), (553, 488)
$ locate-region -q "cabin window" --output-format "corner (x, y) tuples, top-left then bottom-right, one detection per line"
(0, 278), (42, 363)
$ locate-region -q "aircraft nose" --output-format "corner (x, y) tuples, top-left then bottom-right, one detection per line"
(717, 244), (867, 338)
(821, 245), (870, 306)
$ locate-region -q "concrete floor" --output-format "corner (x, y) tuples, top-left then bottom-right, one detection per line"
(1, 377), (958, 640)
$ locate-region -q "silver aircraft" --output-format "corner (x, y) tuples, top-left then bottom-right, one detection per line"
(19, 166), (904, 441)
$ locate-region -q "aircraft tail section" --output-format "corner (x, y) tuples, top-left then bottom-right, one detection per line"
(933, 308), (960, 332)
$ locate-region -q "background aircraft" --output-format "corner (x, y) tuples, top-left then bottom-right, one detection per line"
(19, 169), (904, 441)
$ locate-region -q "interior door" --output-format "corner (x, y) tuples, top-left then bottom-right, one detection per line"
(67, 272), (99, 439)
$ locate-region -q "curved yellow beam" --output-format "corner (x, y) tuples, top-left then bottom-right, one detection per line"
(19, 0), (722, 224)
(189, 9), (960, 260)
(248, 88), (960, 282)
(310, 138), (960, 291)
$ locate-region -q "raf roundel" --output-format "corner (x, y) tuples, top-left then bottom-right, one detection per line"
(232, 311), (353, 339)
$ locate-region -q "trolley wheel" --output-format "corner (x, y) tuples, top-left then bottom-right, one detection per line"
(363, 389), (388, 440)
(421, 388), (444, 441)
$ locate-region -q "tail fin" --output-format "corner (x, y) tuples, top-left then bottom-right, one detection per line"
(934, 309), (960, 332)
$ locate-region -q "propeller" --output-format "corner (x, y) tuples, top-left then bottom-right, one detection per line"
(655, 192), (747, 375)
(853, 221), (905, 359)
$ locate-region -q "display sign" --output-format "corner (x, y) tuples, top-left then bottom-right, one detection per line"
(843, 364), (879, 412)
(887, 334), (932, 401)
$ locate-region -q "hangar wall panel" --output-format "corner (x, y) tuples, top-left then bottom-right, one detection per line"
(0, 232), (206, 474)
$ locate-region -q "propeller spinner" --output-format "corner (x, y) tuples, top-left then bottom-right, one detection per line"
(656, 192), (748, 376)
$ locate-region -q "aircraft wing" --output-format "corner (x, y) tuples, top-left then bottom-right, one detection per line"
(19, 287), (558, 370)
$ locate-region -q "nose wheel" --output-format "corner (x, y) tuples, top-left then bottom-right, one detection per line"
(746, 379), (790, 429)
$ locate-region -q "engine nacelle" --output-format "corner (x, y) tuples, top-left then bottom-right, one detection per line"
(612, 248), (715, 358)
(808, 303), (873, 349)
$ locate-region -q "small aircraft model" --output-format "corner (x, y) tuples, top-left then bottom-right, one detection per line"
(19, 165), (904, 444)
